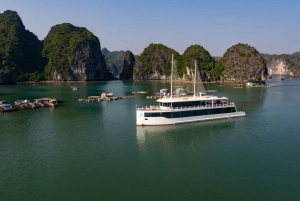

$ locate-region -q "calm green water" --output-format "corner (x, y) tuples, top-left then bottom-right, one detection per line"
(1, 76), (300, 201)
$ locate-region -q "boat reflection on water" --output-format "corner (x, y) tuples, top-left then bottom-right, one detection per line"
(136, 118), (241, 149)
(136, 125), (177, 144)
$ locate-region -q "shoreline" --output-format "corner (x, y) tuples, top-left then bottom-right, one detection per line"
(13, 80), (261, 85)
(11, 75), (298, 85)
(15, 80), (253, 85)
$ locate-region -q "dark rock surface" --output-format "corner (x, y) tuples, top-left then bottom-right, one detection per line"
(120, 50), (135, 80)
(264, 54), (300, 76)
(42, 23), (113, 81)
(102, 48), (125, 75)
(292, 52), (300, 58)
(0, 10), (43, 84)
(221, 43), (268, 82)
(182, 45), (216, 81)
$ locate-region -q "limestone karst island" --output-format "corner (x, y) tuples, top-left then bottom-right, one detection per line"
(1, 10), (299, 85)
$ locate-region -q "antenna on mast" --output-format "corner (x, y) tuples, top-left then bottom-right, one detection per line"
(194, 60), (196, 97)
(171, 54), (173, 98)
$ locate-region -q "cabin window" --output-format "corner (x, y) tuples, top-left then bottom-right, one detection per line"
(160, 107), (236, 119)
(162, 103), (171, 107)
(172, 101), (203, 108)
(145, 113), (162, 117)
(144, 107), (235, 119)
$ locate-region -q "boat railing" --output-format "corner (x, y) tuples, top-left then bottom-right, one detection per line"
(136, 102), (235, 111)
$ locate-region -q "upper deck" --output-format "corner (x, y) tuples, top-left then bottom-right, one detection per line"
(137, 95), (234, 111)
(156, 95), (228, 103)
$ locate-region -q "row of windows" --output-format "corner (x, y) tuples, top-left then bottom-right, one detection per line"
(144, 107), (236, 118)
(160, 100), (226, 108)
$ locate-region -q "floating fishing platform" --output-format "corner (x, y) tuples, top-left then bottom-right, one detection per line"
(79, 95), (136, 102)
(146, 96), (161, 99)
(132, 91), (150, 94)
(0, 98), (63, 112)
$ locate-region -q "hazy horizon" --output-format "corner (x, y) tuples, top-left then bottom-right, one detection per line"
(1, 0), (299, 56)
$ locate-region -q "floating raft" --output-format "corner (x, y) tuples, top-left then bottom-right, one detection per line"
(146, 96), (161, 99)
(266, 84), (297, 87)
(132, 91), (150, 94)
(205, 90), (218, 92)
(279, 84), (297, 86)
(79, 95), (136, 102)
(1, 98), (63, 112)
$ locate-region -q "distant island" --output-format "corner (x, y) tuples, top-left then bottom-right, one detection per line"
(133, 43), (268, 82)
(0, 10), (299, 84)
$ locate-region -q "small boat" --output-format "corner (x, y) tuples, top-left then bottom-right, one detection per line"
(100, 92), (114, 101)
(159, 89), (169, 96)
(0, 104), (18, 112)
(281, 77), (285, 80)
(269, 75), (272, 79)
(175, 88), (188, 96)
(69, 84), (78, 90)
(246, 82), (253, 87)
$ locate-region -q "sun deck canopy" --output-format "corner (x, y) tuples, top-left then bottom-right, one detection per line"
(157, 96), (228, 103)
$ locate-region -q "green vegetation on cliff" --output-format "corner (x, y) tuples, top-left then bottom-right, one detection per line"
(133, 44), (224, 81)
(102, 48), (125, 74)
(221, 43), (267, 82)
(133, 43), (181, 80)
(0, 10), (44, 83)
(284, 56), (300, 73)
(42, 23), (100, 79)
(182, 45), (218, 81)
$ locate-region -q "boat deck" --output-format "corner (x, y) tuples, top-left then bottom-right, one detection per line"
(137, 102), (235, 111)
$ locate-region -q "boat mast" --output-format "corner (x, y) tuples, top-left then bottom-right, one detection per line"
(171, 54), (173, 98)
(194, 60), (196, 97)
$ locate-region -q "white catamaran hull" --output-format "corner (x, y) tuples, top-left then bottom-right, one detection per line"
(136, 111), (246, 126)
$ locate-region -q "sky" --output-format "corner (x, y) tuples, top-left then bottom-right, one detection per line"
(1, 0), (299, 56)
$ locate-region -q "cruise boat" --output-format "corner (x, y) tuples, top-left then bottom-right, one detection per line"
(136, 55), (246, 126)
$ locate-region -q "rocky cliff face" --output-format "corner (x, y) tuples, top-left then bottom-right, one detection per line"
(133, 44), (180, 80)
(120, 50), (135, 80)
(42, 23), (113, 81)
(0, 10), (43, 84)
(292, 52), (300, 58)
(264, 54), (300, 76)
(104, 55), (119, 77)
(182, 45), (216, 81)
(102, 48), (125, 75)
(221, 43), (267, 82)
(0, 70), (17, 84)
